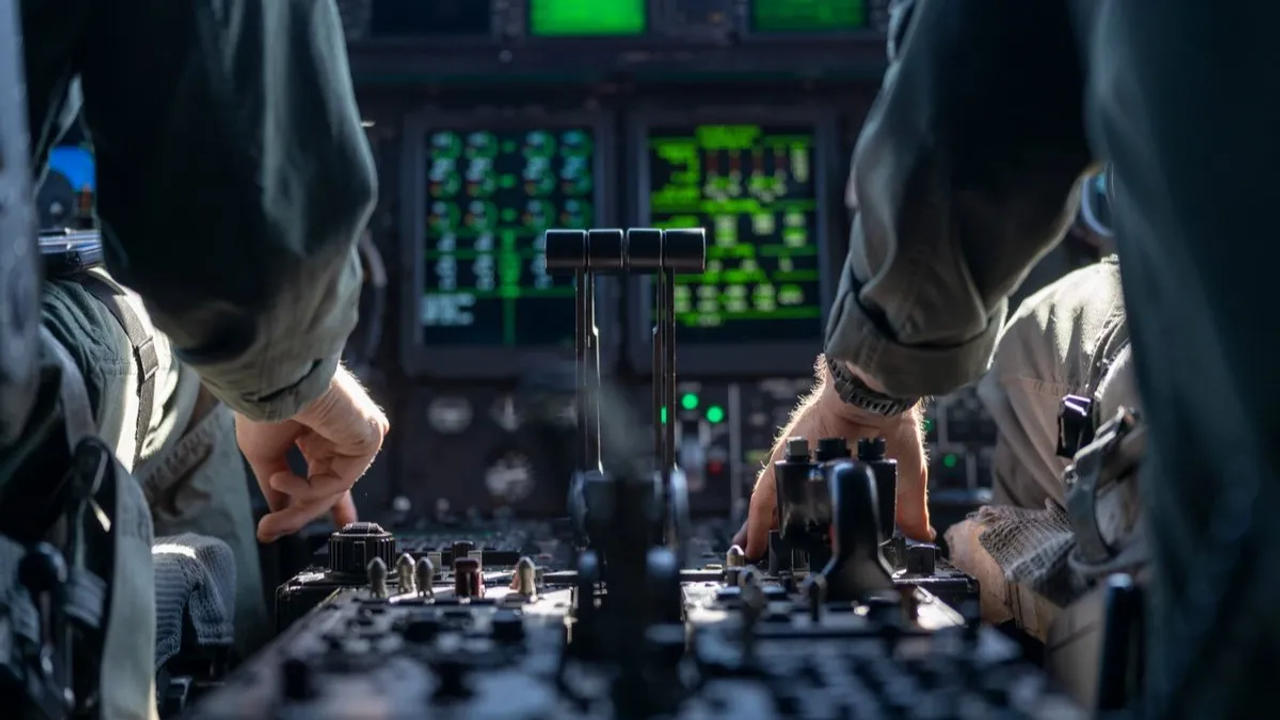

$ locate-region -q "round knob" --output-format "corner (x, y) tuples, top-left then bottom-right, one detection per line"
(816, 437), (851, 462)
(856, 436), (887, 461)
(328, 522), (396, 577)
(785, 437), (810, 461)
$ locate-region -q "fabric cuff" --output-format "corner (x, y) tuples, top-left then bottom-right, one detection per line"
(199, 351), (339, 423)
(824, 287), (1003, 398)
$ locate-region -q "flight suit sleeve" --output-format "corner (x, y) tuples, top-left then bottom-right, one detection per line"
(76, 0), (376, 421)
(824, 0), (1093, 398)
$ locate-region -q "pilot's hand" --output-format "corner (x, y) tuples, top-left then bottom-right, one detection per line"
(236, 365), (389, 542)
(732, 357), (930, 560)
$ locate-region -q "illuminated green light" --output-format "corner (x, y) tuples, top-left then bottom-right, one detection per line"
(660, 406), (668, 424)
(942, 453), (959, 469)
(681, 393), (699, 411)
(923, 418), (936, 433)
(752, 0), (866, 32)
(706, 405), (726, 424)
(529, 0), (646, 36)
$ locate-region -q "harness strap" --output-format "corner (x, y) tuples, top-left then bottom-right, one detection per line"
(75, 274), (158, 466)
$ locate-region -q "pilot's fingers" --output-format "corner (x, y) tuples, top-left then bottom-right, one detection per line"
(257, 492), (343, 543)
(895, 462), (935, 542)
(269, 467), (354, 502)
(743, 466), (778, 560)
(884, 411), (935, 541)
(330, 491), (358, 528)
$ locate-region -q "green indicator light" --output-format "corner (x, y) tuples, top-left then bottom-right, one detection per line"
(706, 405), (726, 424)
(942, 453), (959, 469)
(681, 393), (699, 411)
(660, 406), (668, 424)
(923, 418), (935, 433)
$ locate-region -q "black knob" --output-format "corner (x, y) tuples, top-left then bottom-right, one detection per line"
(815, 437), (851, 462)
(490, 609), (524, 642)
(906, 544), (937, 575)
(328, 522), (396, 577)
(403, 615), (442, 643)
(858, 437), (897, 542)
(450, 541), (475, 565)
(661, 228), (707, 272)
(775, 438), (816, 550)
(587, 228), (625, 272)
(281, 657), (313, 700)
(767, 530), (791, 574)
(802, 574), (827, 623)
(856, 437), (886, 461)
(544, 229), (586, 272)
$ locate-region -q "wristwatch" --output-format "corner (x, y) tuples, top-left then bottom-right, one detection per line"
(825, 355), (919, 417)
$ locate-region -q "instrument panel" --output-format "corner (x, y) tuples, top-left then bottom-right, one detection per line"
(31, 0), (1005, 537)
(380, 90), (998, 531)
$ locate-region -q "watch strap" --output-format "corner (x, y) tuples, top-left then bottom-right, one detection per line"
(826, 356), (919, 417)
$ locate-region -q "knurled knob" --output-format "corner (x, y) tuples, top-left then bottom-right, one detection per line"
(328, 522), (397, 577)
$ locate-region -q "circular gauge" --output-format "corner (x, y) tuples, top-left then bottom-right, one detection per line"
(485, 451), (534, 504)
(426, 396), (473, 434)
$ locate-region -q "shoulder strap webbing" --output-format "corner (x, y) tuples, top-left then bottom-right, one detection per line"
(76, 274), (158, 466)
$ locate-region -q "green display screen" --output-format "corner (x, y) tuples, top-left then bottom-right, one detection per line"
(529, 0), (646, 36)
(648, 124), (822, 343)
(421, 127), (595, 347)
(751, 0), (866, 32)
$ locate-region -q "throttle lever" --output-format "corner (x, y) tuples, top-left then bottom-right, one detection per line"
(819, 460), (894, 601)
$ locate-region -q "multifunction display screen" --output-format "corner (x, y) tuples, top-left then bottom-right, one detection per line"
(647, 124), (822, 343)
(751, 0), (866, 32)
(419, 127), (595, 347)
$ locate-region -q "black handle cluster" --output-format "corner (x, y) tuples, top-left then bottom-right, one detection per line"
(545, 228), (706, 274)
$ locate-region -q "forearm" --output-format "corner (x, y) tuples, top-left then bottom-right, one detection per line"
(79, 0), (376, 421)
(824, 0), (1093, 398)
